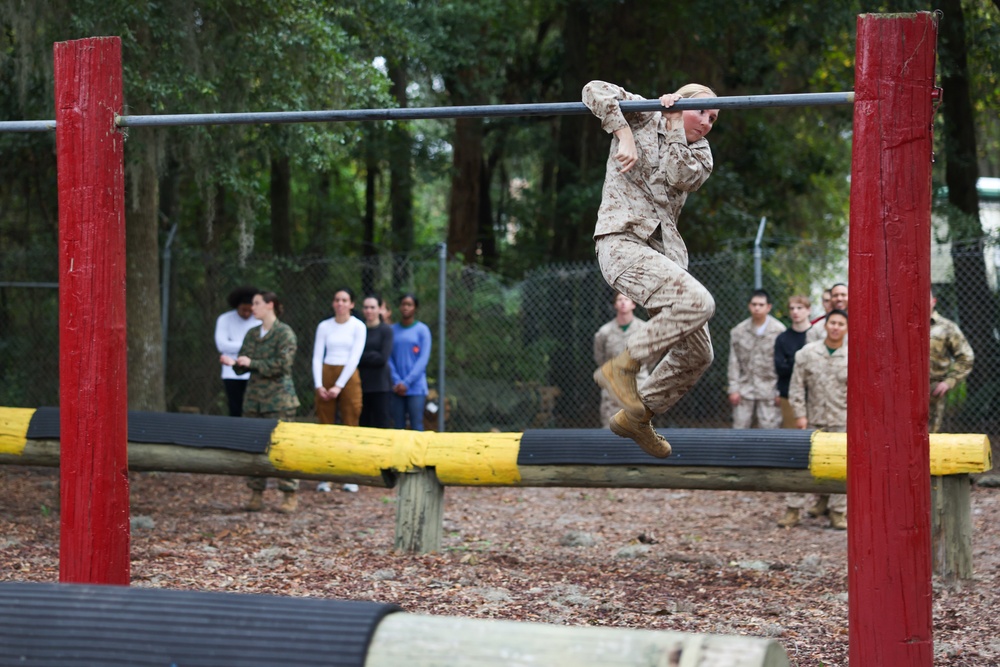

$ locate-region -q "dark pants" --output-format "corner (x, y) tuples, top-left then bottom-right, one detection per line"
(223, 379), (248, 417)
(360, 391), (393, 429)
(392, 394), (426, 431)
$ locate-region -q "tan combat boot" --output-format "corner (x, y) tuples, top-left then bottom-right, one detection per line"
(777, 508), (800, 528)
(594, 350), (646, 420)
(276, 491), (298, 514)
(245, 490), (264, 512)
(828, 510), (847, 530)
(807, 495), (829, 518)
(609, 409), (671, 458)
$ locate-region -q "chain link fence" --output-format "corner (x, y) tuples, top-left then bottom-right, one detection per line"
(3, 237), (998, 440)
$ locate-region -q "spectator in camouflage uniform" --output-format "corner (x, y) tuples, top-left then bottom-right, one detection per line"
(929, 289), (974, 433)
(221, 290), (301, 514)
(593, 293), (649, 426)
(727, 289), (786, 429)
(584, 80), (720, 459)
(779, 309), (849, 530)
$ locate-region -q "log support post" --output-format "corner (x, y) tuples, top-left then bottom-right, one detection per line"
(931, 474), (973, 579)
(54, 36), (129, 584)
(849, 12), (938, 665)
(395, 467), (444, 554)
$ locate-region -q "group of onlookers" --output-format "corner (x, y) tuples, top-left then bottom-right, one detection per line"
(725, 284), (973, 530)
(214, 286), (431, 513)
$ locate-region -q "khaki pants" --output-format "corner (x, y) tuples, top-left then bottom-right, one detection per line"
(316, 364), (363, 426)
(785, 423), (845, 512)
(779, 397), (797, 429)
(596, 233), (715, 414)
(929, 389), (946, 433)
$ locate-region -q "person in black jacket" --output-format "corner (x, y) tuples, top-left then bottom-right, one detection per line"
(358, 293), (395, 429)
(774, 295), (824, 429)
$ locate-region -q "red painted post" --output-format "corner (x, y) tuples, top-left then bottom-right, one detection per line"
(848, 12), (937, 665)
(54, 37), (130, 584)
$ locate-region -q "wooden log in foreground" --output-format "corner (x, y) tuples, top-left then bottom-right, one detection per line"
(366, 612), (790, 667)
(0, 582), (790, 667)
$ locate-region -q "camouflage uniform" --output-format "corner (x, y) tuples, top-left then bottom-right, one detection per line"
(727, 315), (786, 429)
(235, 320), (301, 492)
(787, 339), (848, 512)
(594, 317), (650, 425)
(929, 311), (974, 433)
(584, 81), (716, 415)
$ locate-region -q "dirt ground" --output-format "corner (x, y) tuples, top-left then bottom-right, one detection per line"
(2, 466), (999, 666)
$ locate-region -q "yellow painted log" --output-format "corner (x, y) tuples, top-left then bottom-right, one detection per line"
(0, 407), (34, 457)
(809, 431), (993, 481)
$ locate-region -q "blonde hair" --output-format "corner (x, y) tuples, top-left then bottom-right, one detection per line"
(674, 83), (716, 99)
(788, 295), (811, 308)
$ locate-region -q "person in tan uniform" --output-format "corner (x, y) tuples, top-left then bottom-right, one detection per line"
(584, 80), (720, 458)
(774, 295), (825, 428)
(594, 293), (649, 426)
(727, 290), (786, 429)
(779, 309), (849, 530)
(929, 289), (974, 433)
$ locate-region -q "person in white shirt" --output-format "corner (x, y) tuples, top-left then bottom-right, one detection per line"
(313, 287), (367, 427)
(214, 286), (261, 416)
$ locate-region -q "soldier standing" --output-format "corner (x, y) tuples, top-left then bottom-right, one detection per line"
(594, 293), (649, 426)
(929, 289), (974, 433)
(774, 295), (824, 429)
(780, 309), (849, 530)
(727, 290), (786, 429)
(221, 290), (301, 514)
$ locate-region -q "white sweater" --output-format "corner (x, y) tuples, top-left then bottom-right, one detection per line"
(214, 310), (261, 380)
(312, 316), (367, 388)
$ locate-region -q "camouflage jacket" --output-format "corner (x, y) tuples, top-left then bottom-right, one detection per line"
(788, 340), (848, 429)
(234, 320), (301, 414)
(727, 315), (786, 399)
(594, 317), (650, 384)
(930, 311), (974, 388)
(582, 81), (713, 269)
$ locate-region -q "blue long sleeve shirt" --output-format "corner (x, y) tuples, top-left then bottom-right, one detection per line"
(389, 321), (432, 396)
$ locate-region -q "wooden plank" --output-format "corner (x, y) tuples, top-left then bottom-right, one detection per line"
(365, 613), (790, 667)
(848, 12), (937, 665)
(54, 36), (128, 585)
(518, 465), (845, 493)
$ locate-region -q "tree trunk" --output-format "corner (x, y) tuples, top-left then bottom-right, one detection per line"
(270, 155), (292, 256)
(550, 3), (596, 261)
(447, 117), (484, 263)
(388, 59), (414, 255)
(125, 134), (166, 412)
(937, 0), (1000, 435)
(363, 132), (379, 295)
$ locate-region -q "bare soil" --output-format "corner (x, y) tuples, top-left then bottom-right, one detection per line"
(2, 466), (999, 666)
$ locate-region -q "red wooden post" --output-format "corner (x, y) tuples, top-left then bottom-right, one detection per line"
(848, 12), (937, 665)
(54, 37), (130, 584)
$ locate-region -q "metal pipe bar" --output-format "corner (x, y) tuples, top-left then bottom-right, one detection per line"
(1, 92), (854, 132)
(115, 92), (854, 128)
(0, 120), (56, 132)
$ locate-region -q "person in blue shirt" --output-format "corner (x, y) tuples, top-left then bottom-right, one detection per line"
(389, 293), (432, 430)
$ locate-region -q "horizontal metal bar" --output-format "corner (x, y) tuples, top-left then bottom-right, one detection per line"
(0, 120), (56, 132)
(116, 92), (855, 129)
(0, 282), (58, 288)
(1, 92), (854, 132)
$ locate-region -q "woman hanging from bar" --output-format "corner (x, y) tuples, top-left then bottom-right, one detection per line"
(584, 81), (720, 458)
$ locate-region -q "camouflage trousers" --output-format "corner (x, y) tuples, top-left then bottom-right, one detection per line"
(929, 389), (947, 434)
(732, 398), (782, 429)
(596, 233), (715, 414)
(245, 408), (299, 492)
(785, 424), (845, 512)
